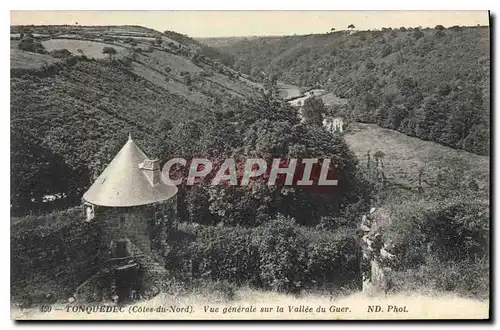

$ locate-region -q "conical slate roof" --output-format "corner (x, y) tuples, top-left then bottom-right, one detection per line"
(83, 137), (177, 207)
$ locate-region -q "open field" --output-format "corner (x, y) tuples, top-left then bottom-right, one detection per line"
(345, 123), (490, 191)
(130, 61), (210, 105)
(41, 39), (128, 59)
(138, 49), (204, 76)
(321, 91), (348, 107)
(12, 289), (489, 320)
(277, 82), (302, 99)
(10, 46), (60, 69)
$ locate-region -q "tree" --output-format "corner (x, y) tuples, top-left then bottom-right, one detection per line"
(330, 28), (336, 32)
(435, 25), (445, 30)
(373, 150), (385, 168)
(302, 97), (327, 126)
(18, 37), (45, 54)
(412, 28), (424, 40)
(264, 73), (278, 94)
(102, 46), (117, 60)
(449, 25), (462, 32)
(348, 24), (355, 30)
(435, 29), (446, 38)
(399, 26), (407, 32)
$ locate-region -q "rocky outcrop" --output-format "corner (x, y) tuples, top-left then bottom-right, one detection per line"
(358, 207), (395, 295)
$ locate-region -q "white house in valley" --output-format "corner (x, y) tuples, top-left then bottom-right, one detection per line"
(323, 116), (344, 134)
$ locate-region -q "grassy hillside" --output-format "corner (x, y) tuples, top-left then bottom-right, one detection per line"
(10, 41), (60, 69)
(10, 58), (211, 208)
(215, 26), (490, 155)
(345, 123), (489, 193)
(197, 36), (262, 48)
(10, 25), (264, 212)
(344, 122), (489, 300)
(41, 39), (128, 59)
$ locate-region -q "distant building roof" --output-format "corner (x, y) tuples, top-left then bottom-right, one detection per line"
(83, 136), (177, 207)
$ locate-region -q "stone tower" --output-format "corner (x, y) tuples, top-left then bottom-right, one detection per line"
(78, 136), (177, 303)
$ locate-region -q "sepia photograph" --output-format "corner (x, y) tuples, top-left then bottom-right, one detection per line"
(9, 10), (491, 320)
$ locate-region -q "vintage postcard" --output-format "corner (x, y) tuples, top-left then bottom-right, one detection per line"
(10, 10), (490, 320)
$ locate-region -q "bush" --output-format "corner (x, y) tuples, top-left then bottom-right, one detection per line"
(435, 30), (446, 38)
(391, 257), (489, 299)
(388, 198), (489, 269)
(302, 227), (360, 289)
(50, 48), (72, 58)
(170, 215), (361, 293)
(192, 226), (259, 285)
(18, 37), (46, 53)
(412, 28), (424, 40)
(11, 208), (102, 300)
(255, 216), (309, 292)
(102, 46), (117, 59)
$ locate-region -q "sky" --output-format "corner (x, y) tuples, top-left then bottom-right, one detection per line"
(10, 10), (489, 38)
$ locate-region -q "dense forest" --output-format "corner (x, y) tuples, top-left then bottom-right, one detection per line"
(215, 26), (490, 155)
(163, 30), (236, 67)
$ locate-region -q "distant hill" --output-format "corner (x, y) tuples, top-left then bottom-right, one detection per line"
(197, 36), (262, 48)
(212, 26), (490, 155)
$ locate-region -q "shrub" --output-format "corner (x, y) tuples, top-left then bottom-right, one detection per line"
(192, 226), (260, 285)
(388, 198), (489, 269)
(302, 227), (360, 289)
(435, 30), (446, 38)
(449, 25), (463, 32)
(381, 44), (393, 57)
(102, 46), (117, 60)
(391, 257), (489, 299)
(50, 48), (72, 58)
(65, 56), (79, 66)
(166, 215), (361, 293)
(412, 28), (424, 40)
(18, 37), (46, 53)
(254, 216), (309, 292)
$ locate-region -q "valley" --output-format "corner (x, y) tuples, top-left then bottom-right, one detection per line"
(10, 21), (490, 314)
